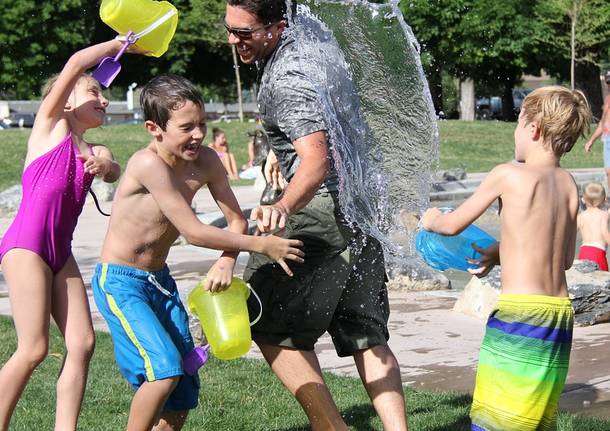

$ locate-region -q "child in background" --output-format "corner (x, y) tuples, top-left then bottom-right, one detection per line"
(0, 40), (132, 430)
(208, 127), (239, 180)
(422, 86), (591, 431)
(92, 74), (304, 430)
(577, 181), (610, 271)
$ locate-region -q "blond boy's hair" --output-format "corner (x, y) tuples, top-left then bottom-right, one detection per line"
(520, 85), (592, 156)
(583, 182), (606, 208)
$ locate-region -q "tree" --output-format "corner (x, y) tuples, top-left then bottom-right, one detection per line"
(535, 0), (610, 117)
(403, 0), (539, 121)
(0, 0), (98, 99)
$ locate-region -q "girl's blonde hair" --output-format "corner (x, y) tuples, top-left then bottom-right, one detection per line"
(583, 182), (606, 208)
(520, 86), (592, 156)
(40, 73), (90, 100)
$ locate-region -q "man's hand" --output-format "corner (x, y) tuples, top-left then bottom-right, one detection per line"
(77, 154), (114, 177)
(251, 203), (289, 233)
(204, 256), (236, 292)
(467, 242), (500, 278)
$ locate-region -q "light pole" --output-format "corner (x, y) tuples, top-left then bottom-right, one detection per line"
(127, 82), (138, 111)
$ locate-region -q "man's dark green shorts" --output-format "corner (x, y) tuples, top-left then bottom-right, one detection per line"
(244, 192), (390, 357)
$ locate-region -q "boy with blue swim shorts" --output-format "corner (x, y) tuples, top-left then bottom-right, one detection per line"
(92, 74), (303, 430)
(585, 70), (610, 191)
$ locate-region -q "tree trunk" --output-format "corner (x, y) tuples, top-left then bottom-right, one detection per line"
(570, 10), (576, 90)
(231, 45), (244, 122)
(459, 79), (475, 121)
(501, 79), (516, 122)
(575, 62), (603, 119)
(426, 67), (444, 117)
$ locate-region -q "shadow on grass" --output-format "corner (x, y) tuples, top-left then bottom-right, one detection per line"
(271, 391), (473, 431)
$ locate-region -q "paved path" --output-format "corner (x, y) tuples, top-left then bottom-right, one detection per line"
(1, 172), (610, 418)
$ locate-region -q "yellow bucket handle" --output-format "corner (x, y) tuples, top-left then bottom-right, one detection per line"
(247, 283), (263, 326)
(131, 8), (177, 40)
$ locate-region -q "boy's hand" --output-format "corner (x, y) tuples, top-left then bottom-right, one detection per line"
(78, 154), (113, 177)
(421, 207), (443, 231)
(260, 235), (305, 277)
(251, 203), (289, 233)
(467, 242), (500, 278)
(205, 257), (236, 292)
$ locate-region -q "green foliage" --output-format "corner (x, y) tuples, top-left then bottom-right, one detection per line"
(0, 121), (603, 191)
(535, 0), (610, 67)
(0, 0), (250, 101)
(0, 0), (98, 99)
(0, 314), (609, 429)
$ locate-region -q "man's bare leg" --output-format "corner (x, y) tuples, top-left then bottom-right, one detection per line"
(354, 345), (408, 431)
(259, 343), (348, 431)
(127, 378), (178, 431)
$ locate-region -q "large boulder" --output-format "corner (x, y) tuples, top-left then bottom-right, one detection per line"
(567, 260), (610, 326)
(452, 267), (500, 319)
(387, 262), (451, 291)
(452, 260), (610, 326)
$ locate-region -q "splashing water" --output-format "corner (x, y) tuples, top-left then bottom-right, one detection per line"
(285, 0), (439, 276)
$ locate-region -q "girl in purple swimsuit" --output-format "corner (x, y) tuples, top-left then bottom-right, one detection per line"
(0, 40), (139, 430)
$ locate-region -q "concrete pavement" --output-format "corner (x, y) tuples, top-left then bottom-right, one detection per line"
(1, 172), (610, 418)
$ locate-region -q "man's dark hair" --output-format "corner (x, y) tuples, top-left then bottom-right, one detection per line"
(140, 74), (204, 130)
(227, 0), (287, 24)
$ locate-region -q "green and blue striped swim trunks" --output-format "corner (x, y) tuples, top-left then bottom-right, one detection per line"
(471, 294), (573, 431)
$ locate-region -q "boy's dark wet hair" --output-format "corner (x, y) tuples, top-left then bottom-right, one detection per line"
(140, 74), (204, 130)
(227, 0), (287, 24)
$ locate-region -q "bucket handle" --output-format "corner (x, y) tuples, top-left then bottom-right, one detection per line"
(134, 9), (177, 40)
(247, 284), (263, 327)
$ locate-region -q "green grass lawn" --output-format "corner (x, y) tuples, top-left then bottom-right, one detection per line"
(0, 120), (603, 191)
(0, 316), (609, 430)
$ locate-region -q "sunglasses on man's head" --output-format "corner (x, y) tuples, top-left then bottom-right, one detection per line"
(224, 22), (274, 40)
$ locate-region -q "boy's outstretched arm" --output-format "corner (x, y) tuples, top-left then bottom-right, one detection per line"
(132, 152), (304, 275)
(422, 164), (509, 235)
(204, 152), (249, 292)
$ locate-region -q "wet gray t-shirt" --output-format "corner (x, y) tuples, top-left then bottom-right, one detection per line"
(256, 31), (339, 193)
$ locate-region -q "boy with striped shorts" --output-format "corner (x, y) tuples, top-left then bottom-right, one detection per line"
(422, 86), (592, 430)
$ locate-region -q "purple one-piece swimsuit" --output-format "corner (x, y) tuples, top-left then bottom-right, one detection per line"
(0, 132), (94, 273)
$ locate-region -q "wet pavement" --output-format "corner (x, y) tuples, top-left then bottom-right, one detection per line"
(1, 173), (610, 418)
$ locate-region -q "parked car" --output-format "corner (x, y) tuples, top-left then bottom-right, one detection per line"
(213, 114), (240, 123)
(476, 88), (531, 120)
(8, 112), (36, 128)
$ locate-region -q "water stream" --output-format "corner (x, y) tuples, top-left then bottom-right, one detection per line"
(286, 0), (439, 276)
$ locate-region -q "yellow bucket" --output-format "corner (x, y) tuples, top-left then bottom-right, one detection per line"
(188, 278), (261, 361)
(99, 0), (178, 57)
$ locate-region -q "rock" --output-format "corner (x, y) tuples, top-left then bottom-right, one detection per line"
(434, 168), (467, 182)
(387, 263), (451, 291)
(90, 177), (115, 202)
(452, 267), (501, 319)
(572, 259), (599, 273)
(0, 185), (22, 216)
(451, 262), (610, 326)
(567, 260), (610, 326)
